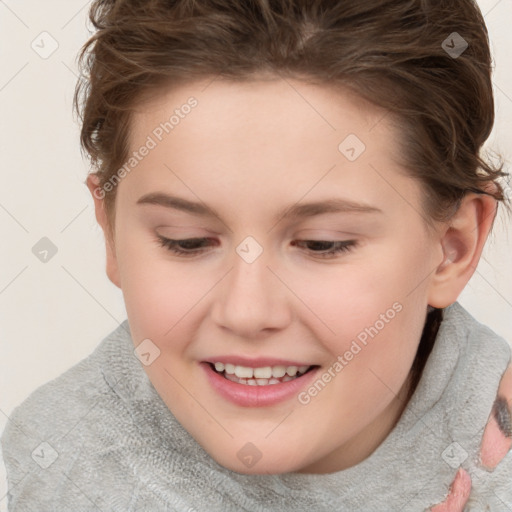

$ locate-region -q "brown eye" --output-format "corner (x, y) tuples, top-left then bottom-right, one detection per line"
(291, 240), (356, 258)
(157, 236), (215, 256)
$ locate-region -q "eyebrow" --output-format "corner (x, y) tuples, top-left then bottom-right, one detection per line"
(136, 192), (383, 222)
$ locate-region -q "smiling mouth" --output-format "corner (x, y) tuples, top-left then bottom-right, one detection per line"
(209, 362), (318, 386)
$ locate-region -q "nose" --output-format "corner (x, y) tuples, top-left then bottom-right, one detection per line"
(210, 246), (292, 338)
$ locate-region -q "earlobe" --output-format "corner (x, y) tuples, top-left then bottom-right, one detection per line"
(427, 192), (497, 309)
(85, 174), (122, 289)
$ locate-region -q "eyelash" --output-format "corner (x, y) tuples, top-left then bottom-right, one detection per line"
(156, 236), (357, 259)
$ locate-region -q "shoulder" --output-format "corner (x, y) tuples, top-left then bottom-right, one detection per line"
(444, 302), (511, 359)
(1, 340), (108, 469)
(2, 320), (137, 450)
(0, 323), (140, 509)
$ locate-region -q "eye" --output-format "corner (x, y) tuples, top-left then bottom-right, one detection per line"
(156, 235), (356, 259)
(290, 240), (356, 258)
(156, 236), (214, 256)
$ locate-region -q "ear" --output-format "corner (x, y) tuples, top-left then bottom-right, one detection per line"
(86, 174), (121, 289)
(427, 191), (498, 308)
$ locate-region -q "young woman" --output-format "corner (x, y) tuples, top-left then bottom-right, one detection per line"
(2, 1), (511, 510)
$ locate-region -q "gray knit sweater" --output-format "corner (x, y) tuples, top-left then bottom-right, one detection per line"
(1, 302), (511, 511)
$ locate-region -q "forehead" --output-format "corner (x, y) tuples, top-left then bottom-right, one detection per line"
(128, 77), (395, 172)
(131, 76), (387, 143)
(122, 77), (421, 223)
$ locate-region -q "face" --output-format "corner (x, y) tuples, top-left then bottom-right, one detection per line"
(89, 76), (446, 474)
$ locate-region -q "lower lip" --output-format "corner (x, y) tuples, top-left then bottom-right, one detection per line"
(200, 362), (320, 407)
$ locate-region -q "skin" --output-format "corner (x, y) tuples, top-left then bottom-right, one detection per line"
(87, 76), (497, 475)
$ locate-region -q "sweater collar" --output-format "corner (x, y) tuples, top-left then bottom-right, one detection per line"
(97, 302), (511, 505)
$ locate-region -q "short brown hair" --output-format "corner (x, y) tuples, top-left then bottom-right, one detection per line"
(75, 0), (508, 233)
(74, 0), (508, 400)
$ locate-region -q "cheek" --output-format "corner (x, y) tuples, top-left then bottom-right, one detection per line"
(327, 267), (428, 416)
(304, 241), (429, 386)
(314, 300), (424, 434)
(295, 256), (415, 348)
(114, 230), (192, 343)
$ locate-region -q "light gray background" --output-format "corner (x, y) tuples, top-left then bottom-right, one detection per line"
(1, 1), (511, 508)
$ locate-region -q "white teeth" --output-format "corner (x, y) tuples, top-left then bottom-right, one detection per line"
(234, 365), (254, 379)
(254, 378), (280, 385)
(225, 363), (236, 375)
(271, 365), (287, 378)
(253, 366), (272, 379)
(286, 366), (298, 377)
(212, 361), (312, 385)
(224, 373), (239, 383)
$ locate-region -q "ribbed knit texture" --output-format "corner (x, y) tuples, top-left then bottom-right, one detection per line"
(1, 302), (511, 511)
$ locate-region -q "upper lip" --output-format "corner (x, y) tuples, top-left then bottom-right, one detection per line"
(203, 355), (315, 368)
